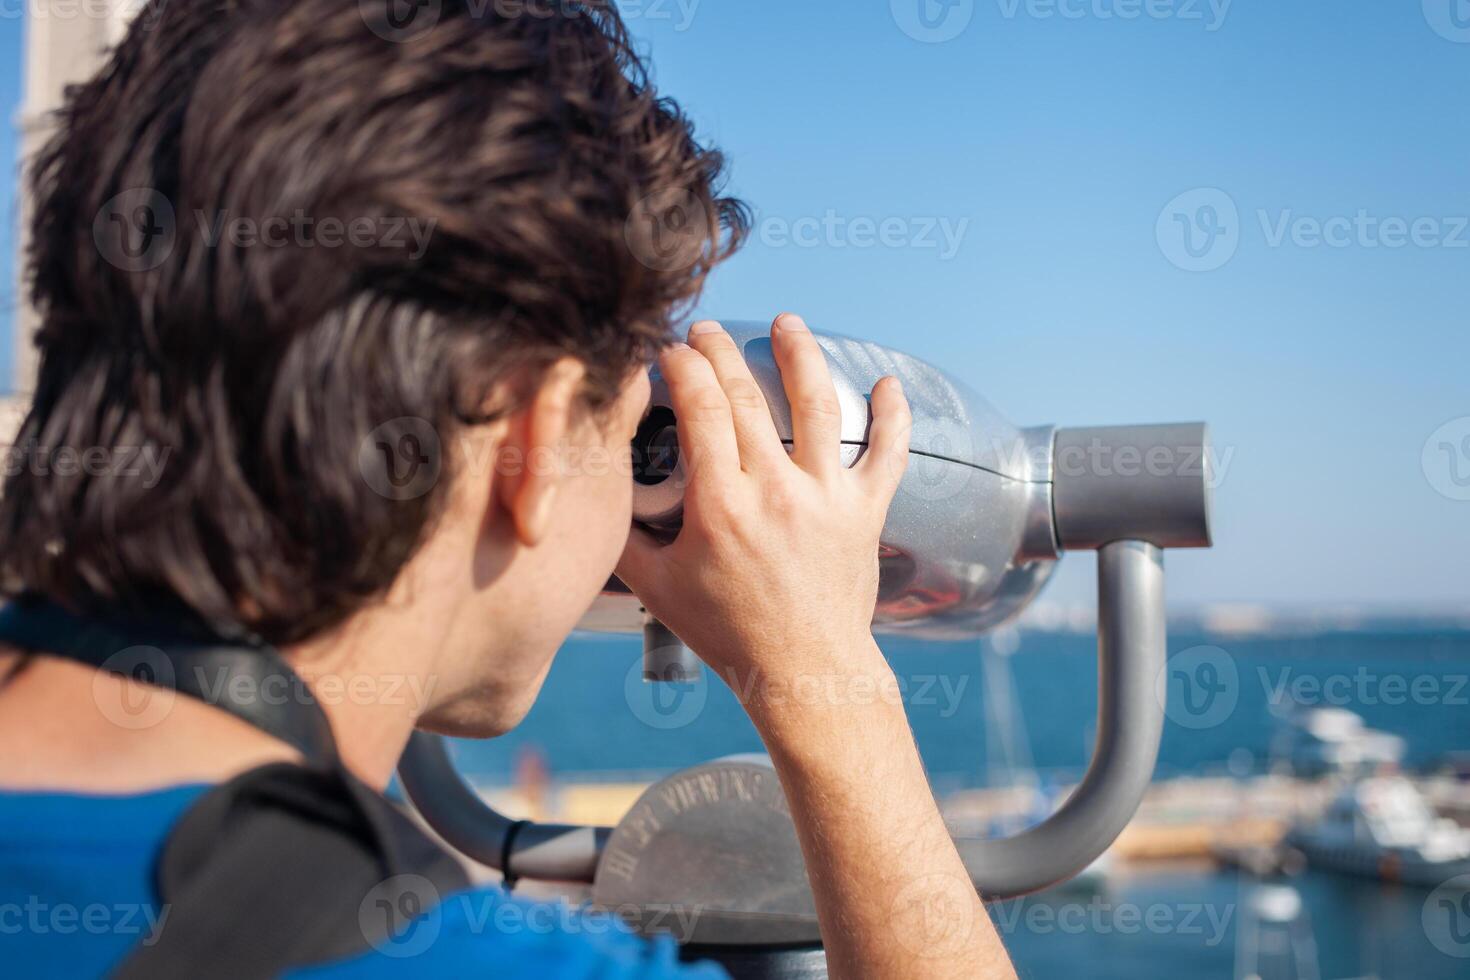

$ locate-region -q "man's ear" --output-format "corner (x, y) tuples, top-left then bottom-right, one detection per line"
(496, 358), (587, 547)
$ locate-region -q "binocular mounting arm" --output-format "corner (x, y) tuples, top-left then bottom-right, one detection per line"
(398, 539), (1173, 898)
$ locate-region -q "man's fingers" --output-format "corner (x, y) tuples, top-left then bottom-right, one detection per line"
(857, 375), (912, 497)
(771, 313), (842, 474)
(615, 524), (672, 600)
(659, 342), (740, 487)
(686, 321), (786, 470)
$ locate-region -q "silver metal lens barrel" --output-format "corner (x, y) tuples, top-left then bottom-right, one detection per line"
(1052, 423), (1214, 551)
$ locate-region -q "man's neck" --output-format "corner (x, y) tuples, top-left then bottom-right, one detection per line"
(0, 609), (439, 794)
(286, 614), (438, 788)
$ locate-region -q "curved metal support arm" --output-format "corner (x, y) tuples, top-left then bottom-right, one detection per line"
(954, 540), (1166, 896)
(399, 539), (1167, 898)
(398, 732), (609, 883)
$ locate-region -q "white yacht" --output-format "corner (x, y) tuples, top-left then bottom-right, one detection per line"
(1285, 777), (1470, 886)
(1271, 708), (1405, 778)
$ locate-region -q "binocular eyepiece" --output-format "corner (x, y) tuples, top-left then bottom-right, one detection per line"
(632, 407), (681, 488)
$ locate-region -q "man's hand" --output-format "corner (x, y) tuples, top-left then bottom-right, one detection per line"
(616, 314), (1016, 980)
(616, 313), (910, 691)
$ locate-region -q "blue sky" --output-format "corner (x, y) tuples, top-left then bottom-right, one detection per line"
(1, 3), (1467, 611)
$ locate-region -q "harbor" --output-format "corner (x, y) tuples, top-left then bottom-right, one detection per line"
(460, 767), (1470, 876)
(426, 627), (1470, 978)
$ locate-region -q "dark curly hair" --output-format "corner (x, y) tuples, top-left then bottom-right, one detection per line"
(1, 0), (748, 643)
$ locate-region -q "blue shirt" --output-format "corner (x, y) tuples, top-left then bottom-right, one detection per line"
(0, 785), (727, 978)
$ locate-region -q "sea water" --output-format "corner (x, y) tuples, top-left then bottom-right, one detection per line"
(446, 626), (1470, 978)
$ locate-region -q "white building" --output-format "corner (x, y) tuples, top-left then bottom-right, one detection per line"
(7, 2), (138, 437)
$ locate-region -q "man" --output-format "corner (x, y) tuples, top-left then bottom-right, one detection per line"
(0, 1), (1015, 977)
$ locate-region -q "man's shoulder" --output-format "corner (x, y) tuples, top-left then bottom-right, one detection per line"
(292, 885), (728, 980)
